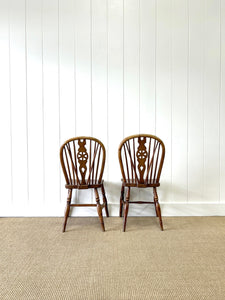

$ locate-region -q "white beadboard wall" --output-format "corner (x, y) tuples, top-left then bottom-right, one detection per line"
(0, 0), (225, 217)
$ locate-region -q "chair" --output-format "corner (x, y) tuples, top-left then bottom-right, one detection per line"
(118, 134), (165, 232)
(60, 136), (109, 232)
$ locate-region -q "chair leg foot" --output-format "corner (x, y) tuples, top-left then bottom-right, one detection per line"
(98, 205), (105, 232)
(153, 187), (163, 231)
(63, 189), (72, 232)
(156, 202), (164, 231)
(123, 187), (130, 232)
(95, 188), (105, 232)
(101, 184), (109, 217)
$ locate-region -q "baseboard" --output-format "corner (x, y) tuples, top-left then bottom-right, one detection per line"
(1, 203), (225, 217)
(109, 203), (225, 217)
(160, 203), (225, 216)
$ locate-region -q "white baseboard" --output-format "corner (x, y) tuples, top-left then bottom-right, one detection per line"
(108, 203), (225, 217)
(1, 203), (225, 217)
(159, 203), (225, 216)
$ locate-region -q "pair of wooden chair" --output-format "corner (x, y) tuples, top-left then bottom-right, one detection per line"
(60, 134), (165, 232)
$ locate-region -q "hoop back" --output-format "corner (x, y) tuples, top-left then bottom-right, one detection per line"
(118, 134), (165, 185)
(60, 137), (106, 187)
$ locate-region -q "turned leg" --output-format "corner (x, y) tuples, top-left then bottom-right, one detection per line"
(101, 184), (109, 217)
(63, 189), (72, 232)
(153, 187), (163, 231)
(120, 184), (125, 217)
(153, 190), (159, 217)
(123, 187), (130, 232)
(94, 188), (105, 232)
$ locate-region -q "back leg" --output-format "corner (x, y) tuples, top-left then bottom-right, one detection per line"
(94, 188), (105, 232)
(63, 189), (72, 232)
(101, 184), (109, 217)
(120, 184), (125, 217)
(153, 187), (163, 231)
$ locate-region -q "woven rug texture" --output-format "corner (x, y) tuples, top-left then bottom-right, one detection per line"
(1, 216), (225, 300)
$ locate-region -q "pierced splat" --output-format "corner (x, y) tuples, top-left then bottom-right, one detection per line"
(136, 137), (147, 183)
(77, 139), (88, 184)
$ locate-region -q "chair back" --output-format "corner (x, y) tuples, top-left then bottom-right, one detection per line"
(60, 137), (106, 186)
(118, 134), (165, 185)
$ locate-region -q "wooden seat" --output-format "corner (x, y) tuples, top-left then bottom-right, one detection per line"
(65, 180), (104, 189)
(60, 137), (109, 232)
(118, 134), (165, 232)
(121, 179), (160, 187)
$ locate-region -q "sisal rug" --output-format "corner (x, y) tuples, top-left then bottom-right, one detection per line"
(1, 217), (225, 299)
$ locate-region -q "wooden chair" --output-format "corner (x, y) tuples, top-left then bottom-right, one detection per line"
(118, 134), (165, 232)
(60, 137), (109, 232)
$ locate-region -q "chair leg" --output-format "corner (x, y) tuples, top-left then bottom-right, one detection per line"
(153, 187), (163, 231)
(123, 187), (130, 232)
(101, 184), (109, 217)
(63, 189), (72, 232)
(153, 190), (159, 217)
(94, 188), (105, 232)
(120, 184), (125, 217)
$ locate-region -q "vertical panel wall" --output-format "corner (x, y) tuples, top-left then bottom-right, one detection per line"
(42, 0), (61, 212)
(171, 0), (188, 204)
(188, 0), (204, 203)
(26, 0), (44, 212)
(221, 0), (225, 203)
(0, 1), (12, 208)
(203, 0), (220, 203)
(9, 0), (28, 214)
(0, 0), (224, 216)
(156, 0), (172, 205)
(107, 0), (124, 210)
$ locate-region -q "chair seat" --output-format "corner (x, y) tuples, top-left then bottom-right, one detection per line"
(122, 179), (160, 187)
(65, 179), (104, 189)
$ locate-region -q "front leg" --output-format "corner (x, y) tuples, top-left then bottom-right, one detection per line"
(94, 188), (105, 232)
(123, 187), (130, 232)
(153, 187), (163, 231)
(63, 189), (72, 232)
